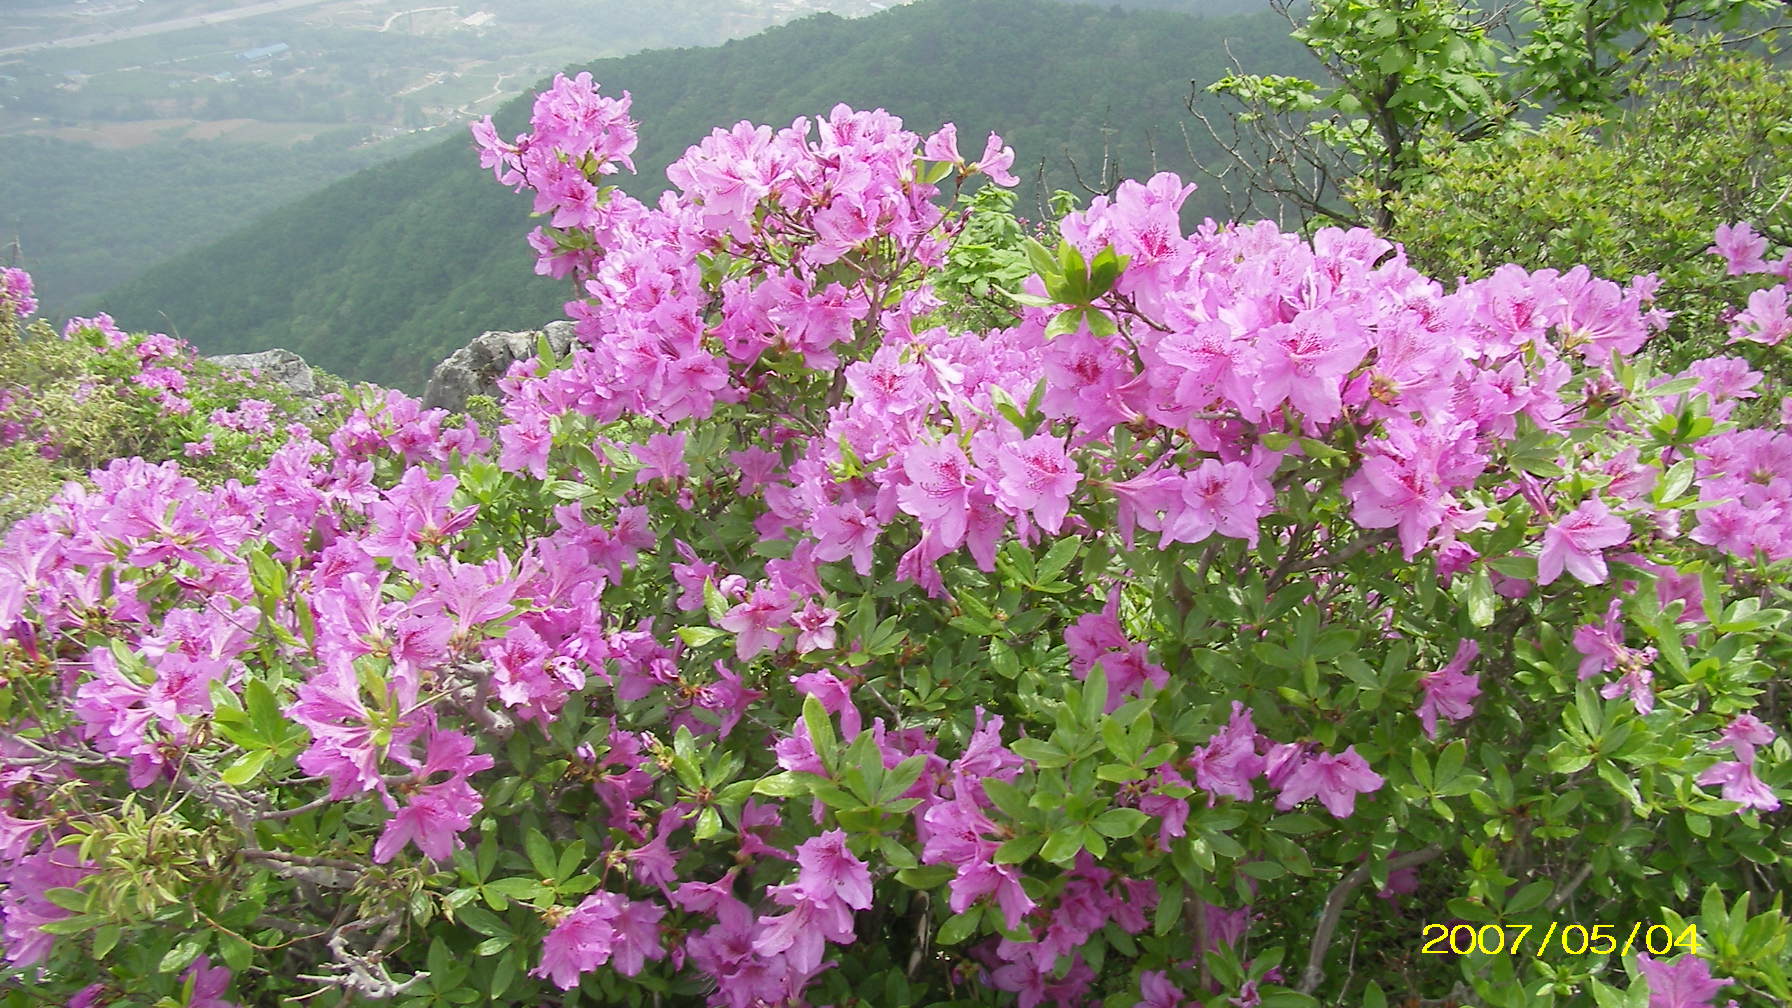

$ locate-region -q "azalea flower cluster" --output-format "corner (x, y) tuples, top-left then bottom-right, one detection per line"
(1, 80), (1787, 1007)
(0, 267), (33, 319)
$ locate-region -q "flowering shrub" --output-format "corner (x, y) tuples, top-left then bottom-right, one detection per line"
(3, 75), (1792, 1008)
(0, 294), (354, 527)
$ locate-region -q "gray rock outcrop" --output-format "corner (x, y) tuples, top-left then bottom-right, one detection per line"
(421, 320), (578, 414)
(207, 348), (328, 409)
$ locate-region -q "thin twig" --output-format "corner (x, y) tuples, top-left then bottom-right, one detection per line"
(1299, 846), (1445, 994)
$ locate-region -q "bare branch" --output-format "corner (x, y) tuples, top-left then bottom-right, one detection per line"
(1300, 846), (1445, 994)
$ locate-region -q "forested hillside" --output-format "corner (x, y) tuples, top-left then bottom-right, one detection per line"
(97, 0), (1306, 391)
(0, 131), (424, 320)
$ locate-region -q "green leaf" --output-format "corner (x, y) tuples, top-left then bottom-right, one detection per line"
(220, 749), (270, 787)
(881, 754), (928, 804)
(1040, 828), (1084, 865)
(1092, 807), (1149, 839)
(678, 626), (726, 647)
(982, 778), (1030, 820)
(485, 877), (546, 900)
(1504, 879), (1552, 915)
(1036, 537), (1081, 583)
(1022, 237), (1059, 281)
(524, 828), (556, 881)
(896, 864), (956, 889)
(703, 578), (729, 625)
(217, 931), (251, 973)
(1154, 883), (1184, 937)
(1044, 308), (1084, 340)
(1435, 740), (1466, 785)
(455, 903), (512, 932)
(244, 677), (283, 742)
(753, 772), (811, 798)
(803, 694), (838, 769)
(936, 908), (983, 946)
(93, 923), (121, 960)
(1239, 860), (1287, 881)
(694, 806), (723, 841)
(159, 937), (205, 975)
(994, 835), (1044, 864)
(1080, 663), (1110, 726)
(1463, 568), (1495, 628)
(43, 887), (89, 913)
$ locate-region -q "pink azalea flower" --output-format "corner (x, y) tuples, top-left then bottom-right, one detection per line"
(1713, 714), (1776, 763)
(896, 439), (982, 549)
(1, 838), (94, 967)
(634, 431), (689, 483)
(1275, 746), (1384, 818)
(1537, 498), (1630, 586)
(1418, 640), (1481, 739)
(1188, 702), (1266, 802)
(948, 859), (1035, 929)
(789, 600), (839, 654)
(1728, 284), (1792, 346)
(923, 123), (962, 164)
(753, 883), (856, 974)
(1162, 458), (1271, 547)
(373, 730), (493, 863)
(795, 830), (874, 910)
(975, 132), (1019, 187)
(718, 584), (795, 660)
(532, 891), (665, 989)
(1635, 953), (1732, 1008)
(0, 267), (36, 318)
(1707, 222), (1769, 276)
(1599, 655), (1656, 715)
(182, 955), (243, 1008)
(988, 432), (1081, 534)
(1136, 970), (1188, 1008)
(1697, 760), (1781, 812)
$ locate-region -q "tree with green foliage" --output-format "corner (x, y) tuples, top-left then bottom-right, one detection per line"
(1198, 0), (1784, 231)
(1390, 43), (1792, 379)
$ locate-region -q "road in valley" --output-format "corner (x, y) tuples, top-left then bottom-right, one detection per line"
(0, 0), (342, 58)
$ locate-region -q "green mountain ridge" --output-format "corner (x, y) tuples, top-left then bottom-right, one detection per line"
(97, 0), (1309, 392)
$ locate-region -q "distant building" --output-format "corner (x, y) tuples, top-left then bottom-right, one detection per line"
(236, 43), (291, 63)
(462, 11), (495, 28)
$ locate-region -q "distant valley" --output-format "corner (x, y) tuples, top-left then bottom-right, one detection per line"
(0, 0), (919, 316)
(44, 0), (1307, 391)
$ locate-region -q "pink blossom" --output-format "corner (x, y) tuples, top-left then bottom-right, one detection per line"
(182, 956), (242, 1008)
(1135, 970), (1188, 1008)
(988, 432), (1081, 534)
(1728, 284), (1791, 346)
(794, 829), (874, 910)
(634, 431), (689, 483)
(1537, 498), (1630, 586)
(532, 891), (665, 989)
(1275, 746), (1383, 818)
(1418, 640), (1481, 739)
(0, 267), (35, 318)
(1, 838), (93, 967)
(975, 132), (1019, 187)
(1161, 458), (1272, 547)
(1707, 222), (1769, 276)
(895, 439), (981, 549)
(923, 123), (962, 164)
(718, 584), (795, 660)
(1713, 714), (1776, 763)
(1635, 953), (1732, 1008)
(1188, 702), (1265, 802)
(1697, 760), (1780, 812)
